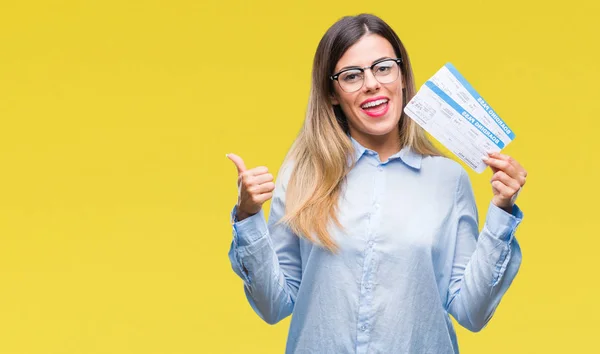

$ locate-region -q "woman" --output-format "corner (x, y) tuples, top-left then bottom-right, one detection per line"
(226, 13), (527, 354)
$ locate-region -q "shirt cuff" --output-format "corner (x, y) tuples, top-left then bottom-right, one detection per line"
(483, 202), (524, 241)
(230, 205), (268, 247)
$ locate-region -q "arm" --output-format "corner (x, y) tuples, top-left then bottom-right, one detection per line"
(445, 168), (523, 332)
(228, 162), (302, 325)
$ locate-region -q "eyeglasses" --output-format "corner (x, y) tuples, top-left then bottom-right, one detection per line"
(330, 58), (403, 93)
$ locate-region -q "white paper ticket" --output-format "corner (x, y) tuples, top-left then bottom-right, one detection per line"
(404, 63), (515, 173)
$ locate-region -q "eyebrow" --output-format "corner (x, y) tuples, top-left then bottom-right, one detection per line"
(337, 57), (391, 72)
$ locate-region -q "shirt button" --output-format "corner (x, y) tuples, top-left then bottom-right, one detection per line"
(368, 240), (374, 247)
(378, 167), (383, 172)
(360, 324), (369, 331)
(365, 284), (372, 290)
(374, 203), (380, 209)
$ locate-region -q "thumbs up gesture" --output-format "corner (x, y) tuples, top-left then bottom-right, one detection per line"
(226, 153), (275, 221)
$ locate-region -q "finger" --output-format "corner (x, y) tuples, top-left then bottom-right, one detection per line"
(239, 166), (269, 185)
(247, 166), (269, 176)
(239, 168), (272, 191)
(489, 152), (526, 177)
(253, 173), (274, 185)
(483, 156), (518, 178)
(249, 182), (275, 194)
(488, 153), (527, 183)
(491, 180), (518, 200)
(226, 153), (247, 174)
(488, 152), (511, 161)
(252, 192), (273, 205)
(491, 170), (521, 191)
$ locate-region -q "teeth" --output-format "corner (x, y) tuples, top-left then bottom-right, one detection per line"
(361, 99), (389, 109)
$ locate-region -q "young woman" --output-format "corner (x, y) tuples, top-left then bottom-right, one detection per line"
(226, 13), (527, 354)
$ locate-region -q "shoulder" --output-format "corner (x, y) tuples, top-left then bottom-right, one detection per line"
(274, 158), (296, 191)
(421, 155), (465, 177)
(419, 154), (470, 189)
(416, 155), (478, 211)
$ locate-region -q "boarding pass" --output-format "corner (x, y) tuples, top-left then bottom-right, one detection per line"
(404, 63), (515, 173)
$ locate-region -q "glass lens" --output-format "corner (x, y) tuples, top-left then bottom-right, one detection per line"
(373, 60), (399, 84)
(339, 69), (364, 92)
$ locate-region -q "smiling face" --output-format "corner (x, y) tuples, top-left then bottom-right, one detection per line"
(331, 34), (404, 149)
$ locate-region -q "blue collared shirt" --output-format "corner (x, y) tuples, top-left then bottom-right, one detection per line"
(228, 136), (523, 354)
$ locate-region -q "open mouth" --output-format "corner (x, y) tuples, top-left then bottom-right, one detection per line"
(360, 98), (389, 117)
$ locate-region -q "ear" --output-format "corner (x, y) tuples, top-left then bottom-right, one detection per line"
(330, 93), (339, 106)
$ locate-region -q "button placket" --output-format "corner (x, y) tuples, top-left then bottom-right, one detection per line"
(356, 164), (381, 350)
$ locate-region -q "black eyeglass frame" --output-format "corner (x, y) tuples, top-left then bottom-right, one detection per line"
(329, 57), (403, 92)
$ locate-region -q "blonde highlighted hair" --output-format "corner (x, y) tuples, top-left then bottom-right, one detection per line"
(277, 14), (442, 252)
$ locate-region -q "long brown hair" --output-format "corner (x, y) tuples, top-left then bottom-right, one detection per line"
(277, 14), (442, 252)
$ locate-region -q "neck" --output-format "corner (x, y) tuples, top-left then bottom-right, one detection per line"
(350, 128), (401, 161)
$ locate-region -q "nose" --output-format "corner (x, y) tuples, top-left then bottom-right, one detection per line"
(363, 69), (381, 92)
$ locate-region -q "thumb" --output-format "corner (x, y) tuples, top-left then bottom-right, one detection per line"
(226, 153), (247, 174)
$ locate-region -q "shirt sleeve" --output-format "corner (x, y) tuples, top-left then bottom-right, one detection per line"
(227, 161), (302, 325)
(445, 168), (523, 332)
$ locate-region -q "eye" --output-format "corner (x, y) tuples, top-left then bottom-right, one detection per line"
(373, 61), (397, 77)
(375, 64), (392, 73)
(340, 70), (363, 82)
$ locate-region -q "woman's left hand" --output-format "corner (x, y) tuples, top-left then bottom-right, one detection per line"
(483, 152), (527, 213)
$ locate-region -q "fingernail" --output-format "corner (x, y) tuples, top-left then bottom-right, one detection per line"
(225, 154), (229, 158)
(482, 156), (489, 161)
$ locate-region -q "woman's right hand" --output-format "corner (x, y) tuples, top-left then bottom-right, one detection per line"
(226, 153), (275, 221)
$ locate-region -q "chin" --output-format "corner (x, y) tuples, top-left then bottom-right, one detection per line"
(359, 114), (400, 132)
(359, 122), (398, 136)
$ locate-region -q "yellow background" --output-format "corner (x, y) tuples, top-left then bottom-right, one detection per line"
(1, 0), (598, 353)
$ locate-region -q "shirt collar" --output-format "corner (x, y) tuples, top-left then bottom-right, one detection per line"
(349, 135), (422, 170)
